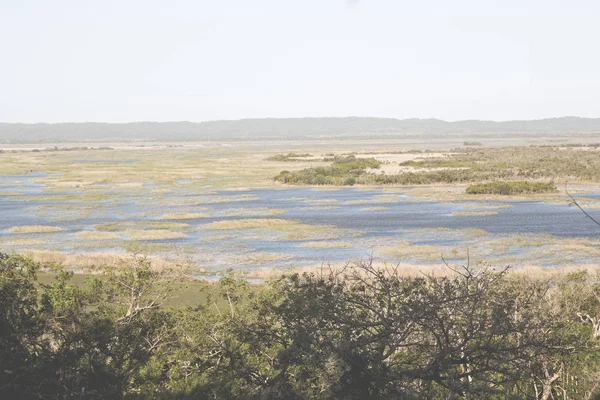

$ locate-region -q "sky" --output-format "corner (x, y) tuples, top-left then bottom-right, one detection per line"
(1, 0), (600, 123)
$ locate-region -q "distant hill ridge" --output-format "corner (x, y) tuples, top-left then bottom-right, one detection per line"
(1, 116), (599, 143)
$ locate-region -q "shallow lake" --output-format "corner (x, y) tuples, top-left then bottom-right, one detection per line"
(1, 173), (599, 272)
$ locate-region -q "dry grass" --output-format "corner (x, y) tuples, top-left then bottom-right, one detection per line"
(345, 196), (407, 205)
(25, 250), (188, 272)
(304, 199), (339, 204)
(77, 231), (120, 241)
(461, 203), (513, 210)
(381, 242), (457, 261)
(1, 238), (47, 246)
(124, 229), (187, 241)
(452, 211), (499, 217)
(9, 225), (63, 233)
(160, 213), (209, 220)
(300, 241), (353, 248)
(245, 261), (458, 280)
(95, 221), (190, 231)
(304, 205), (340, 210)
(220, 208), (287, 217)
(237, 251), (293, 265)
(418, 227), (489, 237)
(487, 234), (563, 251)
(200, 218), (350, 241)
(360, 207), (389, 212)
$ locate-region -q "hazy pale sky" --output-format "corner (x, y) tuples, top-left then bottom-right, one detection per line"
(1, 0), (599, 123)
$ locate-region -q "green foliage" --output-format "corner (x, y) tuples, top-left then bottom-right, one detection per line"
(466, 181), (557, 195)
(275, 146), (600, 187)
(1, 252), (600, 398)
(265, 153), (315, 162)
(274, 155), (381, 185)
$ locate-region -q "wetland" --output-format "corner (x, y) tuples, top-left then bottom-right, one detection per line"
(1, 139), (599, 278)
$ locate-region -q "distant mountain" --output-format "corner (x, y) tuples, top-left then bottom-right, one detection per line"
(1, 117), (599, 143)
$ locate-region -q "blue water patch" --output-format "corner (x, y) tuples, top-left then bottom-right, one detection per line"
(1, 174), (599, 270)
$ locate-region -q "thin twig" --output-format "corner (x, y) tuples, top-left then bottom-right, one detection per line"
(566, 187), (600, 227)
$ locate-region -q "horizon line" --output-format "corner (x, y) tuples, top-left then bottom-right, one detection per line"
(0, 115), (597, 125)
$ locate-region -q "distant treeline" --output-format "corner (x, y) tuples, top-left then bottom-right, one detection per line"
(2, 252), (600, 399)
(2, 116), (600, 143)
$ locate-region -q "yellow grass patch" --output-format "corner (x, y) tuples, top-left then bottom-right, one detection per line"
(381, 242), (467, 261)
(25, 250), (188, 272)
(304, 198), (339, 204)
(1, 238), (47, 246)
(237, 251), (293, 265)
(9, 225), (63, 233)
(160, 213), (209, 220)
(419, 227), (488, 237)
(95, 221), (189, 231)
(77, 231), (120, 241)
(452, 211), (499, 217)
(124, 229), (187, 241)
(360, 207), (389, 212)
(221, 208), (287, 217)
(300, 241), (353, 248)
(200, 218), (350, 240)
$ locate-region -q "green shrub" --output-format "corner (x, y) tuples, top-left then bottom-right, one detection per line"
(274, 155), (381, 185)
(466, 181), (557, 195)
(265, 153), (315, 161)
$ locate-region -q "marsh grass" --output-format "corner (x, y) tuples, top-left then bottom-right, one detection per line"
(381, 242), (466, 261)
(466, 181), (557, 195)
(9, 225), (63, 233)
(265, 153), (317, 162)
(193, 195), (260, 204)
(220, 208), (287, 217)
(360, 207), (389, 212)
(77, 231), (121, 241)
(199, 233), (235, 242)
(304, 198), (339, 204)
(299, 241), (353, 248)
(304, 205), (340, 210)
(121, 242), (179, 253)
(452, 211), (499, 217)
(95, 221), (190, 231)
(0, 237), (47, 246)
(417, 227), (489, 237)
(25, 250), (187, 272)
(237, 251), (293, 265)
(123, 229), (187, 241)
(344, 196), (407, 205)
(200, 218), (352, 240)
(160, 213), (209, 220)
(460, 202), (514, 210)
(488, 234), (555, 250)
(273, 146), (600, 189)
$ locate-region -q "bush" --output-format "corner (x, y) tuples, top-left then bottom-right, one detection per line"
(2, 253), (599, 398)
(274, 155), (381, 185)
(466, 181), (557, 195)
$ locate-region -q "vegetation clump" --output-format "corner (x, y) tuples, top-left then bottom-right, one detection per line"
(274, 155), (381, 185)
(452, 211), (500, 217)
(8, 225), (63, 233)
(2, 252), (600, 399)
(265, 153), (315, 161)
(466, 181), (557, 195)
(275, 146), (600, 187)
